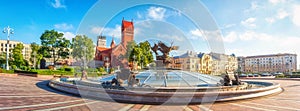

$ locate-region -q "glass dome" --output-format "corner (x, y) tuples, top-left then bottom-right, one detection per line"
(99, 70), (222, 87)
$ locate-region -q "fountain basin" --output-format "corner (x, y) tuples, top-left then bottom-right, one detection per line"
(49, 71), (282, 104)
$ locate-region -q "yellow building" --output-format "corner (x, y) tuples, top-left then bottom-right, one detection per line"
(169, 51), (237, 75)
(198, 53), (212, 74)
(209, 52), (238, 75)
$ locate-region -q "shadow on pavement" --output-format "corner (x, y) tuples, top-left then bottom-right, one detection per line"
(35, 80), (80, 98)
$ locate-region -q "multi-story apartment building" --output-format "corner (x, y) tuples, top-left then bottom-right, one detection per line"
(169, 51), (238, 75)
(237, 57), (245, 73)
(0, 40), (32, 61)
(170, 51), (201, 72)
(209, 52), (238, 75)
(238, 53), (297, 74)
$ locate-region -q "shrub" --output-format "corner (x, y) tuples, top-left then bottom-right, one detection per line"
(0, 68), (14, 74)
(109, 68), (115, 74)
(20, 66), (28, 71)
(35, 69), (74, 76)
(64, 67), (74, 72)
(12, 65), (17, 70)
(98, 67), (105, 72)
(276, 74), (285, 78)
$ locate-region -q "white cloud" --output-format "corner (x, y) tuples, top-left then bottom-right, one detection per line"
(292, 5), (300, 26)
(269, 0), (286, 5)
(59, 31), (75, 40)
(51, 0), (66, 8)
(90, 25), (121, 38)
(239, 31), (272, 41)
(223, 31), (238, 43)
(250, 2), (259, 10)
(147, 7), (166, 21)
(189, 29), (203, 39)
(239, 31), (254, 41)
(222, 24), (236, 29)
(276, 9), (289, 19)
(156, 34), (184, 42)
(189, 29), (224, 42)
(241, 17), (256, 28)
(244, 1), (260, 13)
(265, 18), (275, 24)
(54, 23), (73, 31)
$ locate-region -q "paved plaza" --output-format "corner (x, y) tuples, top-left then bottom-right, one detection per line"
(0, 74), (300, 111)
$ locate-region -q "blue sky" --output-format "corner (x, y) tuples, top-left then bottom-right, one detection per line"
(1, 0), (300, 66)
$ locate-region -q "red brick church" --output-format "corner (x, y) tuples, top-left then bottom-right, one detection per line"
(95, 18), (134, 69)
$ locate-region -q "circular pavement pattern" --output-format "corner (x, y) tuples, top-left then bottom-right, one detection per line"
(1, 74), (300, 111)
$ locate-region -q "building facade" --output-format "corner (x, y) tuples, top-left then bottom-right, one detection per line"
(0, 40), (32, 61)
(169, 51), (238, 75)
(239, 53), (297, 74)
(209, 52), (238, 75)
(170, 51), (201, 72)
(95, 19), (134, 69)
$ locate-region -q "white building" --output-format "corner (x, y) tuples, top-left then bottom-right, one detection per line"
(0, 40), (31, 61)
(241, 53), (297, 73)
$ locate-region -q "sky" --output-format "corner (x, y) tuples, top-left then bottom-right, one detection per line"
(0, 0), (300, 66)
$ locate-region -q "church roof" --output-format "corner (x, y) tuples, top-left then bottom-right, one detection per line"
(122, 20), (133, 31)
(96, 47), (111, 52)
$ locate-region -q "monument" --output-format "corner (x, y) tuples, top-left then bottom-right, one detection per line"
(151, 41), (178, 68)
(222, 69), (241, 86)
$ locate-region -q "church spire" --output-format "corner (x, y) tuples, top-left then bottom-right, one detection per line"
(110, 36), (116, 48)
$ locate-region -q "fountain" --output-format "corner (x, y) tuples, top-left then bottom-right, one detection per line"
(49, 41), (282, 104)
(49, 67), (282, 104)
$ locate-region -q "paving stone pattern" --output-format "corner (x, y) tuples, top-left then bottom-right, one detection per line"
(0, 75), (300, 111)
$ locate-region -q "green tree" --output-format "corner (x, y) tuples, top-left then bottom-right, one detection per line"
(139, 41), (154, 67)
(40, 30), (71, 65)
(0, 53), (6, 66)
(125, 41), (137, 58)
(12, 43), (25, 68)
(72, 35), (95, 79)
(126, 41), (154, 68)
(72, 35), (95, 64)
(30, 42), (43, 69)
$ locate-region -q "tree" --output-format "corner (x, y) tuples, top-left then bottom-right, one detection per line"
(72, 35), (95, 79)
(126, 41), (154, 68)
(40, 30), (71, 65)
(0, 53), (6, 66)
(139, 41), (154, 67)
(30, 42), (43, 69)
(12, 43), (25, 68)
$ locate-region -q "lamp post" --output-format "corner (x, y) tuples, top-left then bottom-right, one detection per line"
(289, 59), (292, 75)
(133, 55), (136, 71)
(105, 57), (109, 73)
(3, 26), (14, 70)
(33, 51), (36, 69)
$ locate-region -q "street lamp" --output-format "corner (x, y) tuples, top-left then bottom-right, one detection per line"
(105, 57), (110, 73)
(3, 26), (14, 70)
(289, 59), (292, 75)
(133, 55), (136, 71)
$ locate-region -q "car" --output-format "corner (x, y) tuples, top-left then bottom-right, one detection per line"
(247, 74), (253, 77)
(273, 72), (283, 76)
(253, 74), (259, 77)
(239, 74), (247, 77)
(261, 73), (272, 77)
